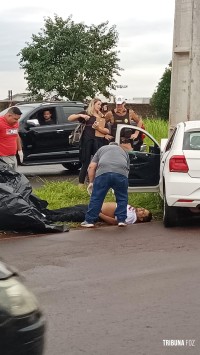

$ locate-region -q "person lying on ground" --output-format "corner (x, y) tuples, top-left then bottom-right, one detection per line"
(99, 202), (152, 225)
(45, 202), (152, 225)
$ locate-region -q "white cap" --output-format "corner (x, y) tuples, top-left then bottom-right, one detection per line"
(116, 95), (125, 104)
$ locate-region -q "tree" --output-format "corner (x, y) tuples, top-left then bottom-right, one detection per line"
(151, 62), (172, 120)
(18, 15), (121, 101)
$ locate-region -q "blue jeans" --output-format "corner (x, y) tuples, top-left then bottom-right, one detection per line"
(85, 172), (128, 224)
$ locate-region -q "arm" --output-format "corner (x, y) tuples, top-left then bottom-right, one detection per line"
(102, 118), (114, 140)
(68, 113), (90, 122)
(98, 212), (118, 225)
(17, 135), (22, 151)
(98, 126), (109, 134)
(17, 134), (23, 163)
(92, 122), (109, 135)
(88, 161), (98, 183)
(105, 111), (113, 123)
(129, 110), (143, 140)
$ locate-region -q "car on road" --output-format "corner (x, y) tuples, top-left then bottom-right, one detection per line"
(0, 101), (85, 172)
(115, 121), (200, 227)
(0, 260), (45, 355)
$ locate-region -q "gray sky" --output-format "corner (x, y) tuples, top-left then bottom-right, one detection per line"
(0, 0), (175, 100)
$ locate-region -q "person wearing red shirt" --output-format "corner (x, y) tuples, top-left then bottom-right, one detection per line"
(0, 106), (23, 170)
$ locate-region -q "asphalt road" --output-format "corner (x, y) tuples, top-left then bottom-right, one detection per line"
(1, 222), (200, 355)
(18, 164), (79, 188)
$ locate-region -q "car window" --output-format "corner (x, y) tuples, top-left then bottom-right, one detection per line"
(0, 106), (37, 121)
(62, 106), (84, 119)
(165, 128), (177, 152)
(183, 131), (200, 150)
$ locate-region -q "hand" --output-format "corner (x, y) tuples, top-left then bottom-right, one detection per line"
(92, 121), (99, 129)
(131, 133), (138, 140)
(81, 114), (90, 121)
(18, 150), (23, 164)
(87, 182), (93, 195)
(104, 134), (114, 141)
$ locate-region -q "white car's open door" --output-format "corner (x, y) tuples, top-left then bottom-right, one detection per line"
(115, 124), (161, 193)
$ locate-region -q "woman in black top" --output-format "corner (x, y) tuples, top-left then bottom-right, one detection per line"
(68, 98), (109, 186)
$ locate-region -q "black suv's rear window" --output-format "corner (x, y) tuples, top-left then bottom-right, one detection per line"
(183, 131), (200, 150)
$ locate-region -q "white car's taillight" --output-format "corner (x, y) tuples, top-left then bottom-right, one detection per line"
(169, 155), (189, 173)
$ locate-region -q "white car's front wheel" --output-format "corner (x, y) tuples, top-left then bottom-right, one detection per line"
(163, 194), (179, 228)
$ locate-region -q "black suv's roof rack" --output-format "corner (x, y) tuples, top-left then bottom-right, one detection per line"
(16, 100), (83, 105)
(42, 101), (84, 105)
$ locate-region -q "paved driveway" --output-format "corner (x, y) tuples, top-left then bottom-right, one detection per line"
(1, 222), (200, 355)
(18, 164), (79, 188)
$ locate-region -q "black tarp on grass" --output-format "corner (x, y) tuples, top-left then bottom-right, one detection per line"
(0, 159), (69, 233)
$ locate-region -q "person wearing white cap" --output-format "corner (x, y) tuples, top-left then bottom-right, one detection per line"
(105, 95), (144, 151)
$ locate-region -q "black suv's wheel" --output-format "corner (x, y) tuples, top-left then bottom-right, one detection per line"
(62, 162), (81, 172)
(163, 194), (179, 227)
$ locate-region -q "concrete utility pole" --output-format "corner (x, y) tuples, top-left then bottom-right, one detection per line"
(169, 0), (200, 130)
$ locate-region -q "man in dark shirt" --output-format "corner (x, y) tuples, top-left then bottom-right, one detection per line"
(41, 110), (55, 125)
(105, 95), (144, 150)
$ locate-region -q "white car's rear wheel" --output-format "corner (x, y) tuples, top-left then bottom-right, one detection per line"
(163, 194), (179, 227)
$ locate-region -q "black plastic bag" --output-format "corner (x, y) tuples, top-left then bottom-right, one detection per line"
(0, 159), (69, 233)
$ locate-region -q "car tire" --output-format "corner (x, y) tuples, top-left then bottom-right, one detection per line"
(163, 194), (179, 228)
(62, 162), (81, 172)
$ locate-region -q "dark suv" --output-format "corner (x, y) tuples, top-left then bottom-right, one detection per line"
(0, 260), (45, 355)
(0, 101), (84, 171)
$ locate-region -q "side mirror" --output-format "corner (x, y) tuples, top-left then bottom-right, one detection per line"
(140, 143), (147, 152)
(26, 119), (39, 127)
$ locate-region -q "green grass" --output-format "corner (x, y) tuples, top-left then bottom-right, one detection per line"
(144, 118), (168, 146)
(34, 118), (167, 223)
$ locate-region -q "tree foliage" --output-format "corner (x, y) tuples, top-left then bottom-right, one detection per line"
(150, 62), (172, 120)
(18, 15), (121, 101)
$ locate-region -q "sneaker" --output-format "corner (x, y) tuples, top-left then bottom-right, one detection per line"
(118, 222), (127, 227)
(81, 221), (95, 228)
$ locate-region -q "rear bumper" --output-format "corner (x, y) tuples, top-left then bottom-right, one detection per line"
(165, 172), (200, 207)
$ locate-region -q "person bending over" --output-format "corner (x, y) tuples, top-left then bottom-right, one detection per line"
(81, 142), (130, 228)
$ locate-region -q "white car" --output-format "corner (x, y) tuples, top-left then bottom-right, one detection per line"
(115, 121), (200, 227)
